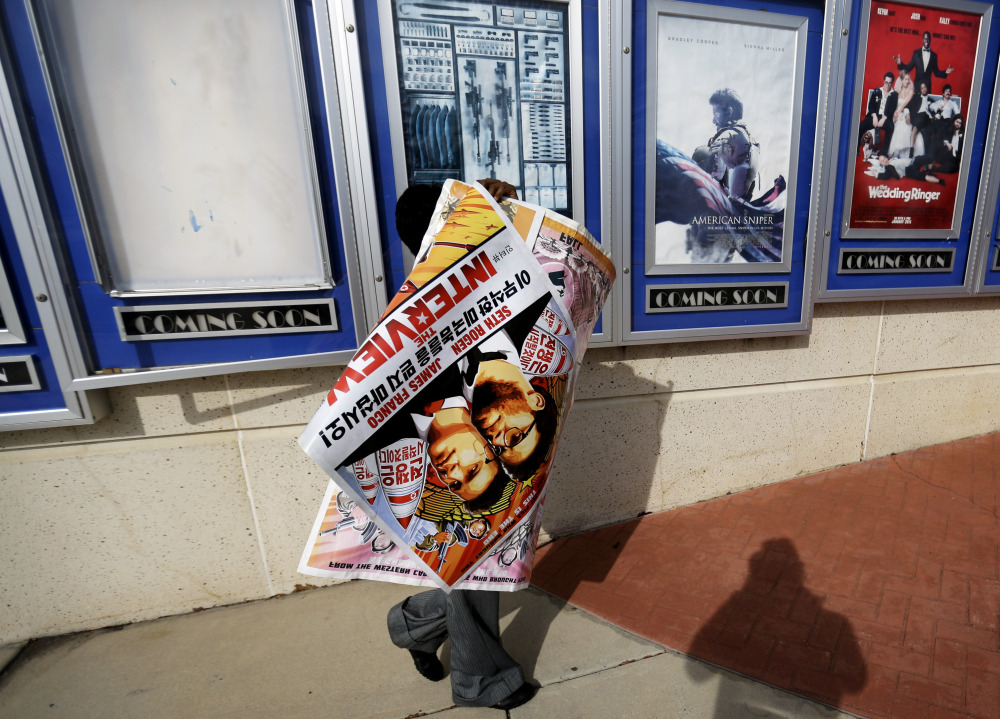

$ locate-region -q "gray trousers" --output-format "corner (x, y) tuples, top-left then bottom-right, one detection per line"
(387, 589), (524, 707)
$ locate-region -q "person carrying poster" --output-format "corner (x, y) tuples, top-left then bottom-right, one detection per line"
(846, 0), (982, 232)
(297, 179), (614, 710)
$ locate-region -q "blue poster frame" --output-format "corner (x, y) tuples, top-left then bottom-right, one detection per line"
(620, 0), (828, 343)
(0, 0), (367, 379)
(351, 0), (611, 343)
(818, 0), (998, 300)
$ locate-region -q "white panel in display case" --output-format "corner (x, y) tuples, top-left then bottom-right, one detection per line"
(32, 0), (331, 294)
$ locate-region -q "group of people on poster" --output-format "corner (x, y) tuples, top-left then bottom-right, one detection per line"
(858, 30), (965, 186)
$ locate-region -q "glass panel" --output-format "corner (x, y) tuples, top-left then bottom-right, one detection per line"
(33, 0), (329, 293)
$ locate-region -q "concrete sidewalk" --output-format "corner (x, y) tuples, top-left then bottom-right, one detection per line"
(0, 580), (851, 718)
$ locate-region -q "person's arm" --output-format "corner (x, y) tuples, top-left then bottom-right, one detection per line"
(477, 179), (518, 201)
(930, 53), (951, 79)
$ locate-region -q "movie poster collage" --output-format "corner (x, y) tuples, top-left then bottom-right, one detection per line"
(299, 181), (614, 591)
(650, 5), (805, 271)
(848, 0), (982, 232)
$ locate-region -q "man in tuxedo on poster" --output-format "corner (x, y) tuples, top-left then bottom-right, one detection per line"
(894, 30), (954, 94)
(858, 72), (898, 154)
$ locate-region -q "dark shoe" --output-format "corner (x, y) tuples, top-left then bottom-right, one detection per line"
(491, 682), (537, 710)
(408, 649), (444, 682)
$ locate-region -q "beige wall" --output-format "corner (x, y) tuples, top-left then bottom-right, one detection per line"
(2, 297), (999, 645)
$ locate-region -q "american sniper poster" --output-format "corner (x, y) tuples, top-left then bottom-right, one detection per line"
(649, 2), (805, 271)
(299, 181), (614, 590)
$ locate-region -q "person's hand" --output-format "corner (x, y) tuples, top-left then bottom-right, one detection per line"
(946, 65), (954, 74)
(893, 54), (902, 65)
(477, 179), (518, 201)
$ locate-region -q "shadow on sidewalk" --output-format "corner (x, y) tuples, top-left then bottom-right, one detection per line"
(686, 538), (868, 716)
(502, 365), (672, 679)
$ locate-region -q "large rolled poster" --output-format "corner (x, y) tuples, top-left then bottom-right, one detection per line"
(846, 0), (982, 234)
(298, 181), (614, 590)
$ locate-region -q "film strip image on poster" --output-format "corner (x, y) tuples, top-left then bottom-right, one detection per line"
(842, 0), (990, 238)
(383, 0), (578, 213)
(645, 0), (807, 275)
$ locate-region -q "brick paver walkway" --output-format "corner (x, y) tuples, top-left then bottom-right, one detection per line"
(531, 433), (1000, 718)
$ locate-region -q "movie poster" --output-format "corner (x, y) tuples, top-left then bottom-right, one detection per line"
(846, 0), (982, 233)
(649, 4), (805, 270)
(298, 181), (614, 590)
(390, 0), (574, 212)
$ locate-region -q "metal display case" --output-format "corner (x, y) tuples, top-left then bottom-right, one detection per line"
(336, 0), (614, 345)
(614, 0), (834, 343)
(0, 0), (374, 391)
(817, 0), (996, 300)
(0, 61), (106, 427)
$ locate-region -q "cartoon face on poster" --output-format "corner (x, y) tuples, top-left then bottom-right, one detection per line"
(298, 182), (614, 590)
(647, 1), (807, 273)
(844, 0), (984, 236)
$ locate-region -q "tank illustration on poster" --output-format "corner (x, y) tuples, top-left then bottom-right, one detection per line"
(390, 0), (572, 212)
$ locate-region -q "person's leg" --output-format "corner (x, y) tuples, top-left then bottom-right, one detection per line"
(446, 590), (526, 707)
(387, 589), (449, 681)
(388, 589), (449, 651)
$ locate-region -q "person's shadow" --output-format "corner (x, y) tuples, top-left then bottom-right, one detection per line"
(498, 360), (672, 678)
(686, 538), (867, 716)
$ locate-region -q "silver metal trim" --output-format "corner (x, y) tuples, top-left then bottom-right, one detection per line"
(0, 30), (108, 427)
(27, 0), (335, 294)
(107, 283), (335, 299)
(113, 298), (338, 342)
(646, 282), (789, 313)
(330, 1), (389, 328)
(587, 0), (614, 346)
(0, 354), (40, 392)
(971, 52), (1000, 294)
(840, 0), (993, 241)
(0, 251), (27, 345)
(611, 0), (630, 344)
(68, 348), (357, 390)
(644, 0), (807, 276)
(312, 0), (376, 342)
(836, 246), (955, 273)
(816, 0), (854, 299)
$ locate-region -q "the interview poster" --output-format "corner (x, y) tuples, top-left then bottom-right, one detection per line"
(846, 0), (982, 233)
(298, 181), (614, 591)
(650, 4), (805, 270)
